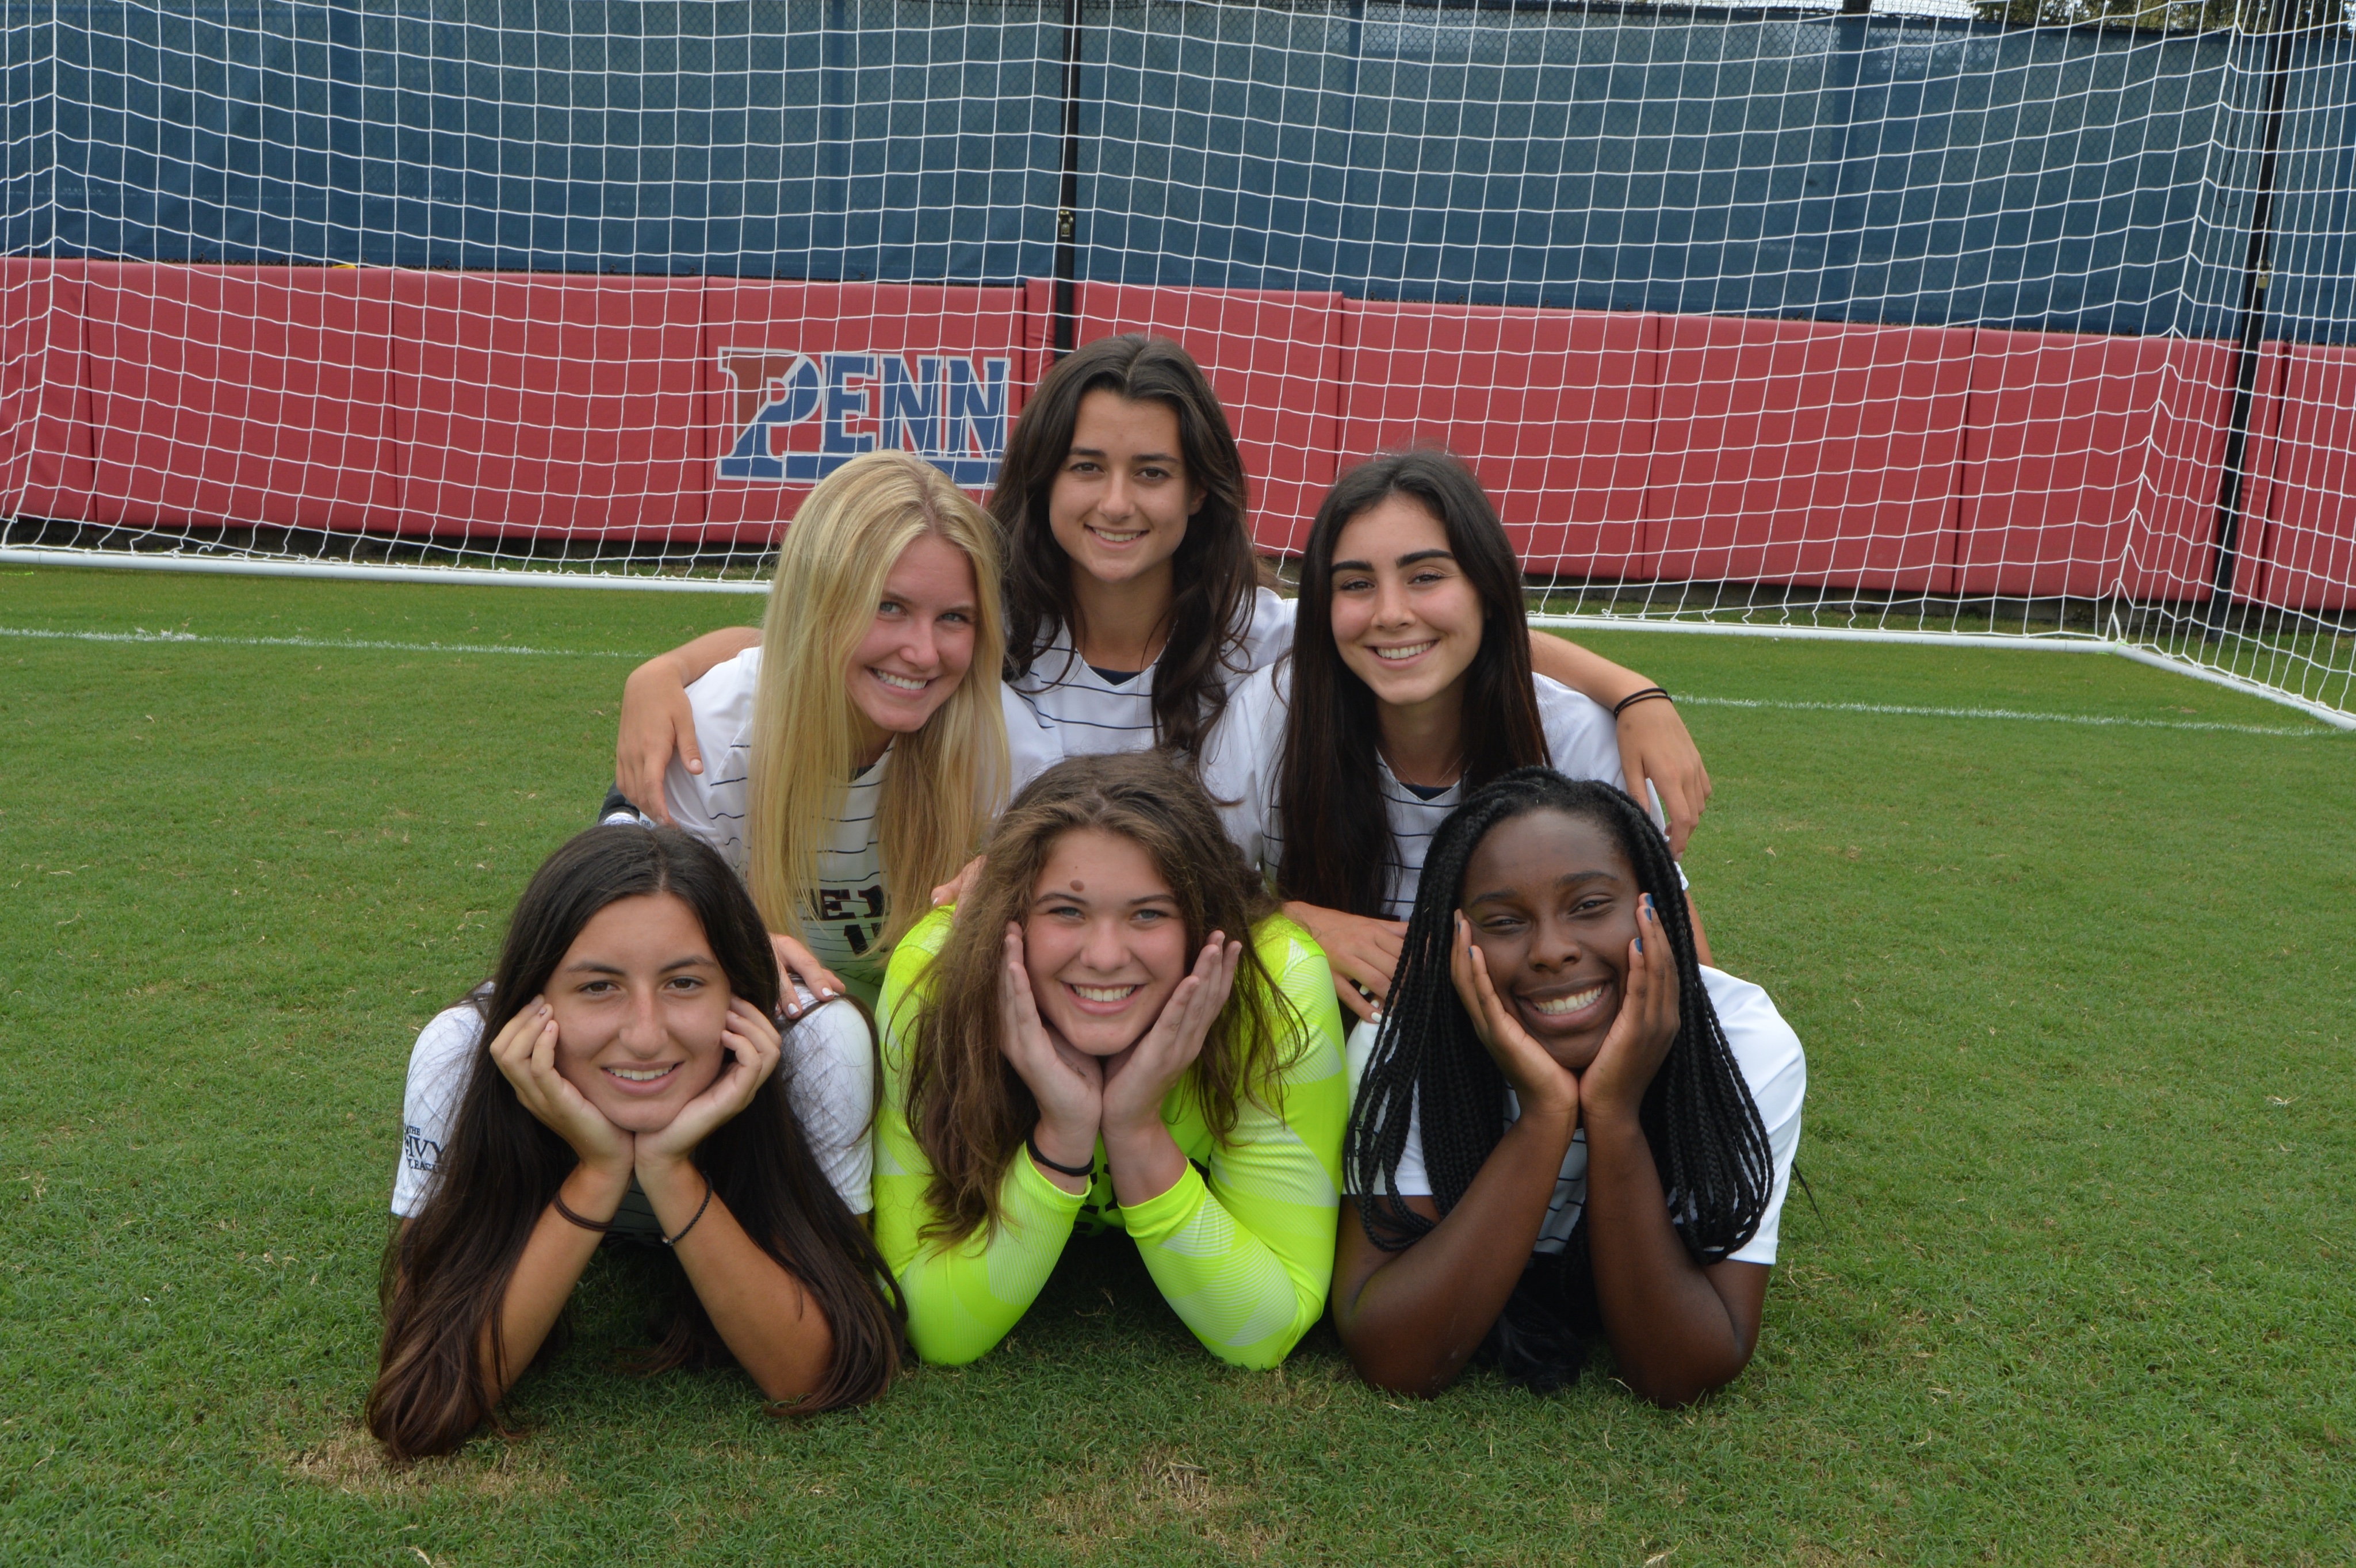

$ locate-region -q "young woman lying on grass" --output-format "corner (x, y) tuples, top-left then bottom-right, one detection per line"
(1201, 447), (1709, 1024)
(612, 336), (1714, 859)
(874, 750), (1347, 1368)
(369, 825), (902, 1460)
(1333, 770), (1804, 1404)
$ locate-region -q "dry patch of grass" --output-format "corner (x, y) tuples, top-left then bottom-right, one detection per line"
(1027, 1444), (1284, 1561)
(286, 1422), (571, 1501)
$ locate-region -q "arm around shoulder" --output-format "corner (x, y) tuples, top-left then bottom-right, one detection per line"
(1526, 633), (1711, 855)
(617, 626), (763, 819)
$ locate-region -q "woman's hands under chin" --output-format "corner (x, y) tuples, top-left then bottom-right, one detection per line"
(1449, 916), (1580, 1124)
(634, 997), (783, 1177)
(1099, 933), (1242, 1139)
(998, 923), (1106, 1176)
(1575, 894), (1681, 1126)
(489, 997), (635, 1175)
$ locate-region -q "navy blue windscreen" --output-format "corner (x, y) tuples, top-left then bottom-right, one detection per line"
(3, 1), (2350, 343)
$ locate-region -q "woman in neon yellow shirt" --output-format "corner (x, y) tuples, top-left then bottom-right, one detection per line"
(873, 750), (1347, 1368)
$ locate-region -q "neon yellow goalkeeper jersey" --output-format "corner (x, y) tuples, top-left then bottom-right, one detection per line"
(873, 907), (1347, 1369)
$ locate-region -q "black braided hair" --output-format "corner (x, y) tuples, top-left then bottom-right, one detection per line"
(1341, 766), (1776, 1393)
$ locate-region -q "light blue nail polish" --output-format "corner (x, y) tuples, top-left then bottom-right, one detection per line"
(1635, 937), (1644, 954)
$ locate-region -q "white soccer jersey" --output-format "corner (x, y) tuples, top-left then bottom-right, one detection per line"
(1199, 661), (1628, 920)
(1344, 966), (1806, 1266)
(392, 988), (878, 1226)
(1006, 584), (1295, 763)
(658, 650), (1046, 978)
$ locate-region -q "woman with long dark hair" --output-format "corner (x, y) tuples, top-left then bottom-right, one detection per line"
(871, 750), (1347, 1368)
(370, 825), (904, 1460)
(610, 336), (1716, 905)
(1332, 770), (1804, 1404)
(1201, 448), (1705, 1021)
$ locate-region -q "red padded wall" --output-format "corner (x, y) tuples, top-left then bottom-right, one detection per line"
(0, 258), (94, 519)
(1958, 330), (2236, 598)
(20, 257), (2338, 618)
(1340, 303), (1655, 576)
(2113, 342), (2282, 603)
(703, 281), (1030, 542)
(1034, 281), (1344, 554)
(2246, 342), (2356, 611)
(81, 263), (398, 532)
(1644, 316), (1970, 591)
(393, 271), (706, 540)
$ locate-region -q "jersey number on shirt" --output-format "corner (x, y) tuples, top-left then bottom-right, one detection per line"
(812, 886), (886, 955)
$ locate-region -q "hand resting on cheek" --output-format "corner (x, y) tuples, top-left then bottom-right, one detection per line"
(1332, 780), (1787, 1409)
(997, 827), (1239, 1204)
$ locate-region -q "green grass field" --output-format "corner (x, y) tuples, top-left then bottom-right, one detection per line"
(4, 562), (2352, 1566)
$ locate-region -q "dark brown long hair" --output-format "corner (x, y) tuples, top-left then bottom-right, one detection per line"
(991, 334), (1267, 762)
(900, 752), (1301, 1242)
(366, 826), (905, 1461)
(1275, 449), (1550, 917)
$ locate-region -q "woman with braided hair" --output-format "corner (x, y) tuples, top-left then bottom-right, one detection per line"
(1332, 768), (1804, 1404)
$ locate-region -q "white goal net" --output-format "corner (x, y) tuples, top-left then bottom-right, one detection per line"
(1, 1), (2350, 721)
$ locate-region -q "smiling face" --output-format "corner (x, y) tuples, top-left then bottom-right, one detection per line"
(845, 530), (980, 763)
(1021, 827), (1192, 1056)
(1328, 492), (1487, 717)
(543, 891), (734, 1133)
(1459, 809), (1644, 1075)
(1046, 389), (1206, 596)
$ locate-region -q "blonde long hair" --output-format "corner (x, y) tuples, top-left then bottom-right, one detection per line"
(748, 450), (1009, 955)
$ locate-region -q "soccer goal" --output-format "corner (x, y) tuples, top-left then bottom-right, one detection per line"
(1, 1), (2350, 725)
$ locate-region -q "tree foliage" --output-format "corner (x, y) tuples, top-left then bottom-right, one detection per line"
(1969, 0), (2349, 34)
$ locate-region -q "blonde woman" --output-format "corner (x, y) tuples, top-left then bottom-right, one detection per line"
(654, 449), (1016, 1007)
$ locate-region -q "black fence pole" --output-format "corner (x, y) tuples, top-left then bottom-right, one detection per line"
(1051, 0), (1084, 359)
(2205, 1), (2301, 637)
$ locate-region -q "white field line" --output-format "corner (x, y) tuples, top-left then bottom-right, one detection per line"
(1678, 694), (2335, 737)
(7, 625), (2339, 736)
(0, 546), (770, 594)
(0, 625), (640, 657)
(1530, 614), (2356, 731)
(1527, 612), (2115, 653)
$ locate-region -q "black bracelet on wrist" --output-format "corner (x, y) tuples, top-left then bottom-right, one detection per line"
(661, 1176), (715, 1247)
(551, 1190), (613, 1233)
(1613, 685), (1672, 718)
(1026, 1135), (1095, 1179)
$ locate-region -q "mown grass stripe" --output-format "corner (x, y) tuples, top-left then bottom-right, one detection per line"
(0, 625), (640, 658)
(10, 625), (2340, 735)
